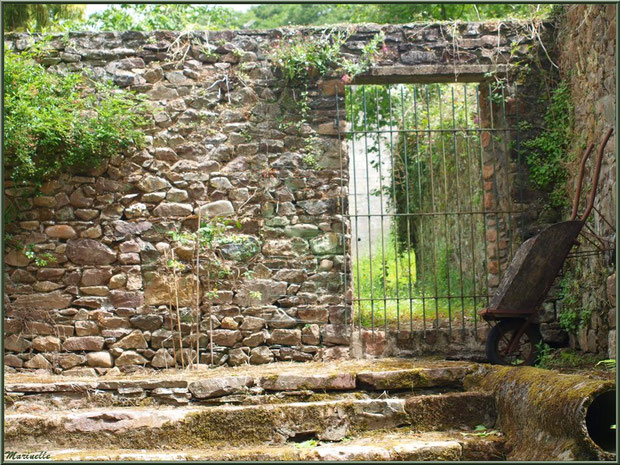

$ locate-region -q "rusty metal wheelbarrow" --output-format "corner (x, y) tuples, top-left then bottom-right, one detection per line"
(480, 128), (614, 365)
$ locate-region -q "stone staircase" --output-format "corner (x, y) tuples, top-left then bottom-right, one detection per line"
(5, 358), (507, 461)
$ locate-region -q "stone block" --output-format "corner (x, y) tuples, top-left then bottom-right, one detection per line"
(45, 225), (77, 239)
(11, 291), (73, 311)
(24, 354), (51, 370)
(66, 239), (116, 265)
(211, 329), (243, 347)
(270, 328), (302, 346)
(63, 336), (105, 351)
(32, 336), (61, 352)
(115, 350), (148, 366)
(75, 321), (99, 336)
(198, 200), (235, 218)
(87, 351), (114, 368)
(189, 376), (254, 399)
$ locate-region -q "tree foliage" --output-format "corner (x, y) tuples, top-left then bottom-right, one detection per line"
(3, 3), (84, 31)
(80, 4), (234, 31)
(237, 4), (350, 29)
(23, 3), (558, 33)
(4, 46), (147, 187)
(240, 3), (554, 29)
(343, 3), (552, 24)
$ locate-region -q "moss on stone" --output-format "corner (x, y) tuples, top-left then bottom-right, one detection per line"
(466, 364), (615, 461)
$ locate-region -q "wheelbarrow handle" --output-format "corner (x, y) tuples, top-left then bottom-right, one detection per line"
(570, 128), (614, 221)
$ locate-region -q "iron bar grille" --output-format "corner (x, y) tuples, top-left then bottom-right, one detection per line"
(337, 82), (527, 339)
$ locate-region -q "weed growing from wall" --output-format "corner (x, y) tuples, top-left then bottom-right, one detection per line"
(158, 215), (259, 367)
(271, 29), (385, 84)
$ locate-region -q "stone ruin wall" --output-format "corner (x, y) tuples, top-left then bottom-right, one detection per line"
(4, 22), (552, 373)
(555, 4), (616, 356)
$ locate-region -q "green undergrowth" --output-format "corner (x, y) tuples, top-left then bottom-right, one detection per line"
(352, 234), (481, 328)
(536, 346), (610, 372)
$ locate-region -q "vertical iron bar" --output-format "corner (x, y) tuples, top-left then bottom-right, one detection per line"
(387, 85), (401, 333)
(476, 85), (489, 315)
(463, 84), (479, 330)
(412, 86), (427, 333)
(348, 87), (363, 337)
(335, 83), (349, 337)
(374, 86), (389, 333)
(488, 83), (502, 286)
(438, 84), (452, 337)
(425, 85), (440, 327)
(451, 86), (466, 337)
(400, 86), (415, 334)
(500, 84), (514, 265)
(362, 86), (376, 334)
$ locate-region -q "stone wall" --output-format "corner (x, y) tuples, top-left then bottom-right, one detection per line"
(555, 4), (616, 356)
(4, 22), (541, 373)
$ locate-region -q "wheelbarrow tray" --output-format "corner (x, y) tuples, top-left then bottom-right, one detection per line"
(481, 220), (583, 320)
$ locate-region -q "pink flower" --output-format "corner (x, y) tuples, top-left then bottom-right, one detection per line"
(381, 43), (388, 53)
(341, 74), (351, 84)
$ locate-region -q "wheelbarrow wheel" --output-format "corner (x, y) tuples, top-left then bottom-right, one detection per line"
(486, 319), (542, 366)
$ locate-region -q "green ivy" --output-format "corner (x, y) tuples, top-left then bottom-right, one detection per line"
(4, 45), (147, 188)
(522, 81), (574, 208)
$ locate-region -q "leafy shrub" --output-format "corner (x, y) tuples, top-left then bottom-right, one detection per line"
(4, 46), (147, 187)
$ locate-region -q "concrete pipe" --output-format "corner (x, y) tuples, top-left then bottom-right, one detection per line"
(465, 365), (616, 461)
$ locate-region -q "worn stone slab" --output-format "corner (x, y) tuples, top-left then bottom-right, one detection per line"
(310, 445), (391, 461)
(404, 392), (496, 431)
(259, 373), (356, 391)
(391, 440), (462, 461)
(6, 398), (410, 448)
(188, 376), (254, 399)
(356, 366), (475, 390)
(5, 382), (96, 393)
(95, 379), (188, 390)
(37, 431), (505, 461)
(357, 64), (512, 84)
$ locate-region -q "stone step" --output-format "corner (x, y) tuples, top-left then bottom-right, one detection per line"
(5, 391), (496, 450)
(7, 387), (464, 411)
(5, 358), (477, 407)
(12, 430), (506, 461)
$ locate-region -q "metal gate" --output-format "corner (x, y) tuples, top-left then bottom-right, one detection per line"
(338, 81), (525, 339)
